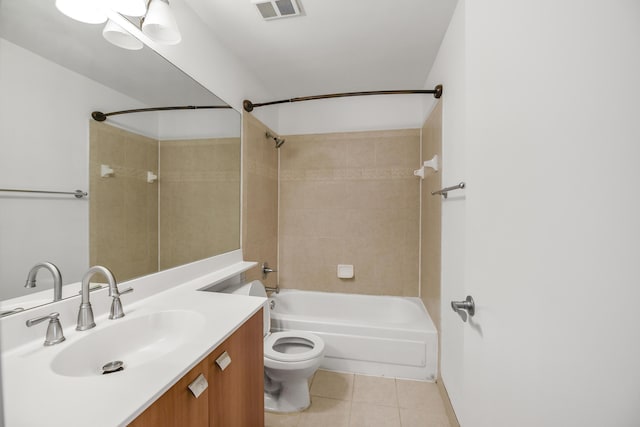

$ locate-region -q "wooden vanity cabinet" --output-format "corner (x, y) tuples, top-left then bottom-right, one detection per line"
(129, 358), (209, 427)
(208, 307), (264, 427)
(129, 310), (264, 427)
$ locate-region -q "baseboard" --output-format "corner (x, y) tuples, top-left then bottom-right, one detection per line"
(436, 376), (460, 427)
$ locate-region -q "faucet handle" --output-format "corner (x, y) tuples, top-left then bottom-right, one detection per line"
(109, 287), (133, 320)
(26, 312), (66, 346)
(262, 262), (277, 279)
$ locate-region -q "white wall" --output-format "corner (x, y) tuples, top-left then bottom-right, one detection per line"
(157, 109), (240, 140)
(430, 0), (640, 425)
(422, 0), (467, 421)
(0, 38), (157, 300)
(274, 94), (425, 135)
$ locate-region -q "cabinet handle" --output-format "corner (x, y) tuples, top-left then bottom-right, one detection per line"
(187, 373), (208, 398)
(216, 351), (232, 371)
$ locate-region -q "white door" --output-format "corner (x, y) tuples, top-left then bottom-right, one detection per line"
(447, 1), (640, 426)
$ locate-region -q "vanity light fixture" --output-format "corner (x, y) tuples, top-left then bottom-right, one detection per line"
(55, 0), (107, 24)
(55, 0), (182, 48)
(102, 19), (144, 50)
(141, 0), (182, 45)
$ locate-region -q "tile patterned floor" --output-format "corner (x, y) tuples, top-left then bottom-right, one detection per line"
(265, 370), (452, 427)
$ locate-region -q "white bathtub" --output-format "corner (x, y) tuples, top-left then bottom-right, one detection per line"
(269, 289), (438, 381)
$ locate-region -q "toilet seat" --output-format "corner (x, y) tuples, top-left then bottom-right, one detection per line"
(264, 331), (325, 362)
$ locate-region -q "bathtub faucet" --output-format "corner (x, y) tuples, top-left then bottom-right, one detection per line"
(262, 262), (277, 279)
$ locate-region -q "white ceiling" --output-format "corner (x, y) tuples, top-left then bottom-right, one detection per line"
(184, 0), (458, 100)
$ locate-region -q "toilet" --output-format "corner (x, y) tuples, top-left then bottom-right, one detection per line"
(229, 280), (325, 413)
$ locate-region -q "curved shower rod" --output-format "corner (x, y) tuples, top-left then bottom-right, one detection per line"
(91, 105), (232, 122)
(242, 85), (443, 112)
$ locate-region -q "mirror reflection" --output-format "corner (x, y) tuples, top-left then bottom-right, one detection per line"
(0, 0), (241, 312)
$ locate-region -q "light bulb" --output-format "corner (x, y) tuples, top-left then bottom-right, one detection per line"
(142, 0), (182, 45)
(103, 20), (144, 50)
(55, 0), (107, 24)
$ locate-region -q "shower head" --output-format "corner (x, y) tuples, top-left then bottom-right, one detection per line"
(266, 132), (285, 149)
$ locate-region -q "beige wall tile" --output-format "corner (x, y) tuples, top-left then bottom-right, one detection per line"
(159, 137), (241, 270)
(90, 122), (158, 282)
(91, 122), (239, 281)
(242, 112), (279, 285)
(279, 129), (420, 296)
(420, 102), (443, 370)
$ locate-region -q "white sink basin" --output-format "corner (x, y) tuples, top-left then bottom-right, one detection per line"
(50, 310), (205, 377)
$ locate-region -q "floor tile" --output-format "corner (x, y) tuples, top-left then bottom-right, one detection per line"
(297, 397), (351, 427)
(352, 374), (398, 406)
(399, 407), (451, 427)
(310, 370), (354, 401)
(396, 379), (443, 410)
(265, 411), (301, 427)
(349, 402), (401, 427)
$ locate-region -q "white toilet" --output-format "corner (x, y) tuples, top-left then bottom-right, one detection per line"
(230, 280), (325, 413)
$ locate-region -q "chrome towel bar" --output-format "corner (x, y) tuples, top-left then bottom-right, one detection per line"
(431, 182), (465, 199)
(0, 188), (87, 198)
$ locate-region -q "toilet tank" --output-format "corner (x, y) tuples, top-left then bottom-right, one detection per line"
(227, 280), (270, 336)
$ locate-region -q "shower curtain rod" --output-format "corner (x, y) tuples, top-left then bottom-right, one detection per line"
(91, 105), (232, 122)
(242, 85), (443, 112)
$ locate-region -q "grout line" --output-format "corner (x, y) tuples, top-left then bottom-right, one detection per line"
(350, 372), (356, 402)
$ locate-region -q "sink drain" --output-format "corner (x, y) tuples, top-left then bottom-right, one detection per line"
(102, 360), (124, 375)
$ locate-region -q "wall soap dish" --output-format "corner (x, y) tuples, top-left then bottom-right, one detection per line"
(413, 155), (439, 179)
(100, 164), (114, 178)
(337, 264), (354, 279)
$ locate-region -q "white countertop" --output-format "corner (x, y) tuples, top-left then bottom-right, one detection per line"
(1, 257), (264, 427)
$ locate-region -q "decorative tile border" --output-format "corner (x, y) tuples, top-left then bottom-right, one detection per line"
(280, 167), (415, 181)
(161, 170), (240, 183)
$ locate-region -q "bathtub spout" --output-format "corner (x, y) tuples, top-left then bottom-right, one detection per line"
(264, 285), (280, 294)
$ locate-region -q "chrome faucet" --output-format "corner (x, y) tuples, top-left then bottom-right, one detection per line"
(26, 312), (65, 346)
(24, 262), (63, 302)
(262, 262), (277, 279)
(77, 266), (132, 331)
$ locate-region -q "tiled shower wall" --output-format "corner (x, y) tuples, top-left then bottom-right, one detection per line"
(279, 129), (420, 296)
(159, 138), (240, 271)
(90, 122), (241, 281)
(90, 122), (159, 281)
(420, 102), (443, 333)
(242, 112), (279, 287)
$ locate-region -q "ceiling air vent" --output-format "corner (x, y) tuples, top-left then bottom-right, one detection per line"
(252, 0), (302, 20)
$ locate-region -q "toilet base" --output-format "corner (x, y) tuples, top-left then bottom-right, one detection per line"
(264, 379), (311, 413)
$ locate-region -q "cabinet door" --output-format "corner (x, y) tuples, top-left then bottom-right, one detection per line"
(129, 359), (209, 427)
(209, 309), (264, 427)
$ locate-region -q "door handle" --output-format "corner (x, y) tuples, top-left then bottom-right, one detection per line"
(451, 296), (475, 322)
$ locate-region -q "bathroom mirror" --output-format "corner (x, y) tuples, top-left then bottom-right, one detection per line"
(0, 0), (241, 311)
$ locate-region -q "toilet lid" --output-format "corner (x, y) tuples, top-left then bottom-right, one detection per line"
(264, 331), (325, 362)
